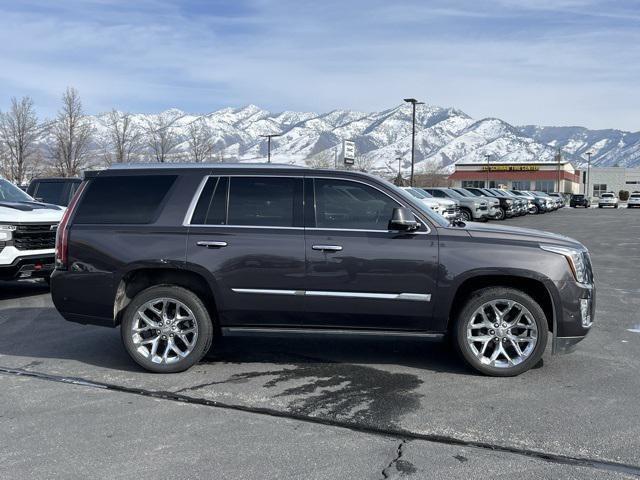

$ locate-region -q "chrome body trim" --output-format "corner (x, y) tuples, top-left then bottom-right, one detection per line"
(231, 288), (431, 302)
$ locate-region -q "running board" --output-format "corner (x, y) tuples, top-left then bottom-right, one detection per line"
(221, 327), (445, 339)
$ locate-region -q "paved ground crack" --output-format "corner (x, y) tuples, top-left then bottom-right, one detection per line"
(2, 365), (640, 478)
(381, 440), (415, 478)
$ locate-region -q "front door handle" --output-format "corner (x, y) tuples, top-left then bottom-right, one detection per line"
(197, 241), (228, 248)
(312, 245), (343, 252)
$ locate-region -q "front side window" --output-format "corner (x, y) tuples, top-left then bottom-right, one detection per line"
(314, 178), (400, 230)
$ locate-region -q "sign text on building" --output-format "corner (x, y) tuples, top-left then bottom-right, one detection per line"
(481, 165), (540, 172)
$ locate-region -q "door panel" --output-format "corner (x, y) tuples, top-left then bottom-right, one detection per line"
(303, 178), (439, 331)
(187, 175), (305, 327)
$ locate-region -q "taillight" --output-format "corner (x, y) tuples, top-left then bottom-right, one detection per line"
(55, 181), (87, 270)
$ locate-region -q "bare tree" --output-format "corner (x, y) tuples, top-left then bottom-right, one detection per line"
(49, 87), (94, 177)
(102, 110), (142, 164)
(354, 154), (376, 173)
(143, 110), (182, 162)
(187, 118), (215, 162)
(0, 96), (40, 184)
(305, 149), (334, 169)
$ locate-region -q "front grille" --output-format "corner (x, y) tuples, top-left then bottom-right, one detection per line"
(13, 224), (57, 251)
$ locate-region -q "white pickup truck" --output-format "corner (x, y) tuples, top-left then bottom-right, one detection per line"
(0, 178), (64, 281)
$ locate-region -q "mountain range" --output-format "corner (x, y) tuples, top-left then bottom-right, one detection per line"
(89, 103), (640, 173)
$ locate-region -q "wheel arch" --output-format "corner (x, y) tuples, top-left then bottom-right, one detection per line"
(447, 274), (556, 335)
(114, 266), (219, 329)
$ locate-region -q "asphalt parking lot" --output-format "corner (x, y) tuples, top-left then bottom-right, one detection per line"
(1, 207), (640, 479)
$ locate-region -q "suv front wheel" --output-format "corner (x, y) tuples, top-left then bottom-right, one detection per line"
(121, 285), (214, 373)
(454, 287), (548, 376)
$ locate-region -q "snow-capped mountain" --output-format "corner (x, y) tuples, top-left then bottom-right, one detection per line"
(86, 103), (640, 174)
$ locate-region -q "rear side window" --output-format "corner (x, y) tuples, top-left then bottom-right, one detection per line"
(34, 182), (65, 205)
(190, 176), (303, 227)
(74, 175), (176, 224)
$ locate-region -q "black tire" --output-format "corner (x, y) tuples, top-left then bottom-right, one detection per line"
(495, 207), (506, 220)
(121, 285), (214, 373)
(531, 204), (539, 214)
(460, 208), (472, 222)
(453, 287), (548, 377)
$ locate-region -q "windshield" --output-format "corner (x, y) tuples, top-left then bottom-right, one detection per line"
(533, 191), (551, 197)
(452, 188), (474, 197)
(631, 193), (640, 198)
(0, 179), (34, 203)
(393, 186), (450, 227)
(600, 193), (614, 198)
(441, 188), (464, 200)
(406, 187), (427, 199)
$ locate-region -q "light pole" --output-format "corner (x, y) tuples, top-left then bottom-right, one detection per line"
(585, 151), (592, 197)
(484, 154), (491, 188)
(260, 134), (282, 163)
(404, 98), (424, 186)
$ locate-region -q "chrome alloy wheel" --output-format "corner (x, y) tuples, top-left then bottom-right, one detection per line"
(466, 299), (538, 368)
(131, 298), (199, 365)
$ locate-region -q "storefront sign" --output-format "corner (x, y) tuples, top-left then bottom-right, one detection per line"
(481, 165), (540, 172)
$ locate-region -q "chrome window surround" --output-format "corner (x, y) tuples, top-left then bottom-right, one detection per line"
(183, 174), (432, 234)
(232, 288), (431, 302)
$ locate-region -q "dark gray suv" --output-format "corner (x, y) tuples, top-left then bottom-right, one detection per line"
(51, 164), (594, 376)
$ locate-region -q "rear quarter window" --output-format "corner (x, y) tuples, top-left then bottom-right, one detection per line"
(74, 175), (177, 224)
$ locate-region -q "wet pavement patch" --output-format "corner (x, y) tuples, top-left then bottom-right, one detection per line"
(184, 363), (423, 427)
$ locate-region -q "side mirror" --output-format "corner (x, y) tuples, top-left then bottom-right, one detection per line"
(389, 207), (419, 231)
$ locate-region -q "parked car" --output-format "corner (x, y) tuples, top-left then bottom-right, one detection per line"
(400, 187), (459, 221)
(598, 192), (619, 208)
(532, 191), (559, 211)
(569, 194), (591, 208)
(512, 190), (552, 214)
(450, 188), (501, 220)
(627, 192), (640, 208)
(547, 193), (566, 208)
(27, 177), (82, 207)
(464, 187), (516, 220)
(51, 164), (594, 377)
(492, 189), (530, 216)
(422, 187), (489, 222)
(0, 177), (64, 281)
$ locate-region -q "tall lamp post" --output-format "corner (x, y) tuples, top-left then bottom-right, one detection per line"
(484, 154), (491, 188)
(585, 151), (592, 197)
(260, 134), (282, 163)
(404, 98), (424, 186)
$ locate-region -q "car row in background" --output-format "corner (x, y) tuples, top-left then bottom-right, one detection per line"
(401, 186), (563, 222)
(569, 191), (640, 209)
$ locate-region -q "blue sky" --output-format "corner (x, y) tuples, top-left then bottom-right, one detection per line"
(0, 0), (638, 130)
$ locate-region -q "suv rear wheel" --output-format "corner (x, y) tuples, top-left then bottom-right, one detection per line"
(453, 287), (548, 376)
(121, 285), (214, 373)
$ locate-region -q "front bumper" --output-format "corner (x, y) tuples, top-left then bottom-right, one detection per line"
(552, 280), (595, 354)
(0, 253), (55, 280)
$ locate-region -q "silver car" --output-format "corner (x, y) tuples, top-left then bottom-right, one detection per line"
(400, 187), (459, 221)
(598, 192), (619, 208)
(423, 187), (490, 222)
(627, 192), (640, 208)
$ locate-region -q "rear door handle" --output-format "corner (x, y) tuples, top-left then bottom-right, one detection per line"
(197, 241), (228, 248)
(312, 245), (343, 252)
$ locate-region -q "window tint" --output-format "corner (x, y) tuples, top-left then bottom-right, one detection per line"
(191, 177), (228, 225)
(74, 175), (176, 224)
(34, 182), (65, 205)
(227, 177), (301, 227)
(314, 179), (400, 230)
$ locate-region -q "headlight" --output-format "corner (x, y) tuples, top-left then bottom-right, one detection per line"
(0, 224), (15, 241)
(505, 199), (513, 205)
(540, 245), (588, 284)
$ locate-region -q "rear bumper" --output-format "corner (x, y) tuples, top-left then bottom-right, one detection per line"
(0, 254), (55, 280)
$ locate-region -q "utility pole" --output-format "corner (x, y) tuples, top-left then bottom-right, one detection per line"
(403, 98), (424, 186)
(260, 134), (282, 163)
(485, 154), (491, 188)
(585, 151), (592, 197)
(556, 149), (562, 193)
